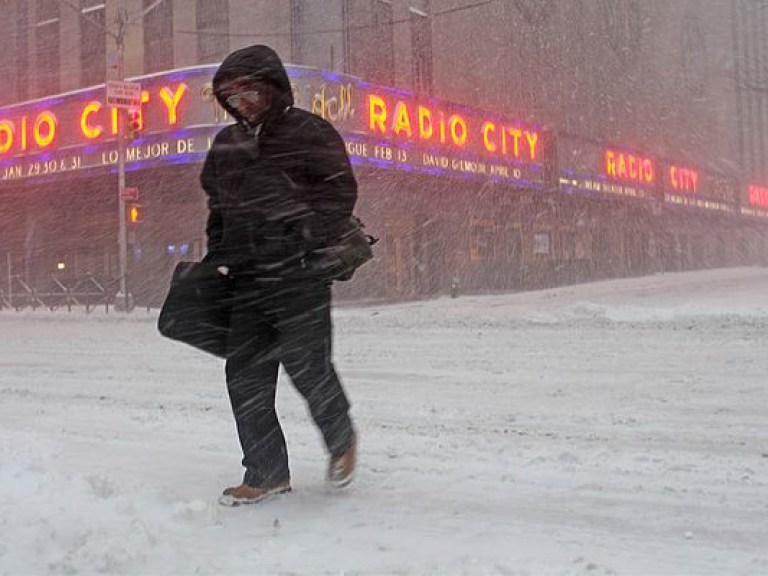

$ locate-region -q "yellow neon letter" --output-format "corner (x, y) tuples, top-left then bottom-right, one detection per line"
(81, 102), (103, 139)
(628, 155), (638, 180)
(642, 159), (654, 184)
(507, 128), (522, 157)
(605, 150), (616, 177)
(368, 95), (387, 135)
(393, 101), (413, 138)
(137, 91), (150, 130)
(20, 117), (28, 151)
(0, 120), (13, 153)
(617, 154), (627, 179)
(33, 112), (57, 147)
(526, 131), (538, 160)
(111, 108), (119, 135)
(482, 122), (497, 152)
(418, 106), (433, 140)
(449, 115), (468, 147)
(159, 83), (188, 125)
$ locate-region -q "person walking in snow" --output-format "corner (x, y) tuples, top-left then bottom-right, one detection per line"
(200, 45), (357, 506)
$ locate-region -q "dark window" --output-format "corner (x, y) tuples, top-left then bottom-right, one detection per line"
(410, 7), (432, 96)
(346, 0), (394, 83)
(0, 0), (15, 105)
(196, 0), (229, 64)
(370, 0), (394, 85)
(15, 0), (30, 101)
(35, 0), (60, 96)
(470, 219), (495, 261)
(290, 0), (305, 63)
(80, 1), (106, 87)
(144, 0), (174, 73)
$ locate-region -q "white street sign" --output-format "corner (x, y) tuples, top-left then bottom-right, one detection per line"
(106, 81), (142, 109)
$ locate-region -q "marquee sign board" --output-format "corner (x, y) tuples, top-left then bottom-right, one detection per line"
(662, 162), (737, 215)
(0, 65), (545, 189)
(557, 134), (738, 215)
(557, 134), (660, 202)
(742, 184), (768, 219)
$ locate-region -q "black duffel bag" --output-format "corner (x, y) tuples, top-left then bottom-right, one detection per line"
(157, 261), (232, 358)
(300, 216), (377, 281)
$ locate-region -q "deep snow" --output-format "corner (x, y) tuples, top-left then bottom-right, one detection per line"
(1, 267), (767, 575)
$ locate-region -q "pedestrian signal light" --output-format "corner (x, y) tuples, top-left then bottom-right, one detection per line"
(126, 203), (142, 225)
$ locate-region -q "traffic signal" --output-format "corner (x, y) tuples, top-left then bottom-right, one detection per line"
(126, 109), (143, 140)
(126, 202), (142, 225)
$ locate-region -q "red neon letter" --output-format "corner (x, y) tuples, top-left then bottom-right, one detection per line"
(482, 121), (497, 152)
(368, 95), (387, 135)
(81, 102), (103, 139)
(393, 101), (413, 138)
(159, 83), (187, 125)
(0, 120), (13, 153)
(33, 112), (57, 148)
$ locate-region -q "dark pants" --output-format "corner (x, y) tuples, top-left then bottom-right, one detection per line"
(225, 278), (353, 487)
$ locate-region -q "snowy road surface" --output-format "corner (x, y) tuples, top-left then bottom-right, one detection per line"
(1, 267), (767, 575)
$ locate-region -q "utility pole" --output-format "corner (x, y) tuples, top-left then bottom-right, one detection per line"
(56, 0), (167, 312)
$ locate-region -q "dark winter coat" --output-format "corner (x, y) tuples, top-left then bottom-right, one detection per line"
(200, 45), (358, 276)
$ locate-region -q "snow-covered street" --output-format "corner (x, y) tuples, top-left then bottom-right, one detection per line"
(1, 267), (767, 576)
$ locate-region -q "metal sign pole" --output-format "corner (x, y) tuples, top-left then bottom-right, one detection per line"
(115, 8), (130, 312)
(6, 252), (11, 308)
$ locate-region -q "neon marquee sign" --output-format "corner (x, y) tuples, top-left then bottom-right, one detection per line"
(661, 161), (736, 213)
(0, 84), (187, 156)
(667, 165), (698, 194)
(556, 135), (659, 201)
(742, 184), (768, 218)
(604, 149), (655, 186)
(0, 65), (545, 187)
(0, 112), (58, 152)
(366, 94), (539, 162)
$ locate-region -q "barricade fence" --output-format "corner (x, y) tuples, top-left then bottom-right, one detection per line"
(0, 274), (126, 313)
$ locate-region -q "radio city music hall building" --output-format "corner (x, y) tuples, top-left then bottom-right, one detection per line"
(0, 1), (767, 306)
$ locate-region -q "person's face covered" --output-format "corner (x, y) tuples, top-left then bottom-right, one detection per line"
(221, 77), (273, 127)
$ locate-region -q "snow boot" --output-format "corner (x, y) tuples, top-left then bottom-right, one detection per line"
(328, 433), (356, 488)
(218, 482), (292, 507)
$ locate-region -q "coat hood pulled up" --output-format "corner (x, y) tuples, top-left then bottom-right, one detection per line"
(212, 45), (294, 127)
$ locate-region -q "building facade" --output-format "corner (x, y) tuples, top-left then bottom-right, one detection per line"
(0, 0), (766, 307)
